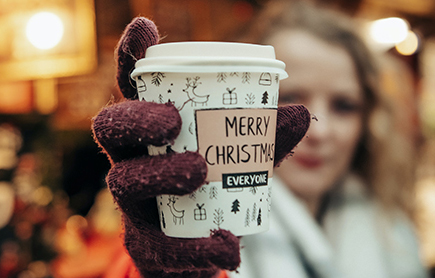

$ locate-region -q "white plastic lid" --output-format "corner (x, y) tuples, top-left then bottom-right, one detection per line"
(131, 41), (288, 79)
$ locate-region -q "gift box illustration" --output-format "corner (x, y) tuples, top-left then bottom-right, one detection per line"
(223, 87), (237, 105)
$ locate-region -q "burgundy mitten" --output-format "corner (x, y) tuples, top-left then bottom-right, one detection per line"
(92, 17), (310, 278)
(275, 104), (311, 166)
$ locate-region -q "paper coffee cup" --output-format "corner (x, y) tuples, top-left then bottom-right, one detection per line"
(131, 42), (287, 238)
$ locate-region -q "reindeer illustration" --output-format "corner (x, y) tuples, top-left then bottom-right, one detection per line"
(167, 196), (185, 225)
(179, 77), (209, 110)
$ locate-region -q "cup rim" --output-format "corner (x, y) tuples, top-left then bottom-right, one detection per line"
(131, 41), (288, 79)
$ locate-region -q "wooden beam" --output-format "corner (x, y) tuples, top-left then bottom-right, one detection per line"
(128, 0), (154, 18)
(188, 0), (213, 40)
(364, 0), (435, 16)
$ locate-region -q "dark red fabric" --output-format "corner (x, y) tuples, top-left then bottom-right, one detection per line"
(116, 17), (159, 100)
(93, 101), (240, 277)
(275, 105), (311, 166)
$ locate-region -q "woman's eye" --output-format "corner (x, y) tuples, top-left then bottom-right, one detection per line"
(333, 98), (362, 114)
(278, 93), (303, 105)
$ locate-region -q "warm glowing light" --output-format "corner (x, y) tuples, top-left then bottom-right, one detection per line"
(395, 31), (419, 55)
(369, 17), (409, 45)
(33, 186), (53, 206)
(66, 215), (88, 234)
(26, 12), (64, 50)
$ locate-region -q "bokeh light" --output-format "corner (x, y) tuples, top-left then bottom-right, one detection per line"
(369, 17), (409, 45)
(32, 186), (53, 206)
(66, 215), (88, 234)
(395, 30), (420, 55)
(26, 12), (64, 50)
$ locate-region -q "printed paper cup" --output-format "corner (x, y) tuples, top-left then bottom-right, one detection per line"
(131, 42), (287, 238)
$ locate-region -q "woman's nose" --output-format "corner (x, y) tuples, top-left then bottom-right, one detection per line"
(305, 105), (331, 142)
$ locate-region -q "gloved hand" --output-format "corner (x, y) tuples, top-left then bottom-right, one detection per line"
(92, 17), (310, 278)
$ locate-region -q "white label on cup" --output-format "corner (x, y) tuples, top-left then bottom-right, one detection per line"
(137, 71), (279, 237)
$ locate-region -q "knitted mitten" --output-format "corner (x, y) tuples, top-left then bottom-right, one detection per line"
(92, 17), (310, 278)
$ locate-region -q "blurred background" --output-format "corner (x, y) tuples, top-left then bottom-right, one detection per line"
(0, 0), (434, 277)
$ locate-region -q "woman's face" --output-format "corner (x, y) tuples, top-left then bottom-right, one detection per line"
(270, 30), (365, 208)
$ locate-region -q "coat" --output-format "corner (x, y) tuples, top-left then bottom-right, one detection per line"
(229, 174), (428, 278)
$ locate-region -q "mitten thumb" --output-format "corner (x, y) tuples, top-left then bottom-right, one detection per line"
(274, 105), (311, 167)
(116, 17), (159, 99)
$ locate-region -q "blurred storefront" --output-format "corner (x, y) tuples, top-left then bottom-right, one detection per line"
(0, 0), (435, 277)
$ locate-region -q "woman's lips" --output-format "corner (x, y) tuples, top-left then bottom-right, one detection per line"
(294, 155), (323, 168)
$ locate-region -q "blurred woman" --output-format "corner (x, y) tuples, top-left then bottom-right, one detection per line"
(231, 2), (428, 278)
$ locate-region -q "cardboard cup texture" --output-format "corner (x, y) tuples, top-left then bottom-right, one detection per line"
(131, 42), (287, 238)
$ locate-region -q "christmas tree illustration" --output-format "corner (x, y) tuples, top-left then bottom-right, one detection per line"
(245, 208), (250, 227)
(261, 91), (269, 105)
(217, 72), (227, 83)
(231, 199), (240, 214)
(161, 211), (166, 229)
(257, 208), (262, 226)
(151, 72), (165, 86)
(245, 93), (255, 105)
(252, 203), (257, 221)
(189, 191), (196, 200)
(210, 186), (218, 199)
(242, 72), (251, 84)
(213, 208), (224, 228)
(250, 186), (258, 195)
